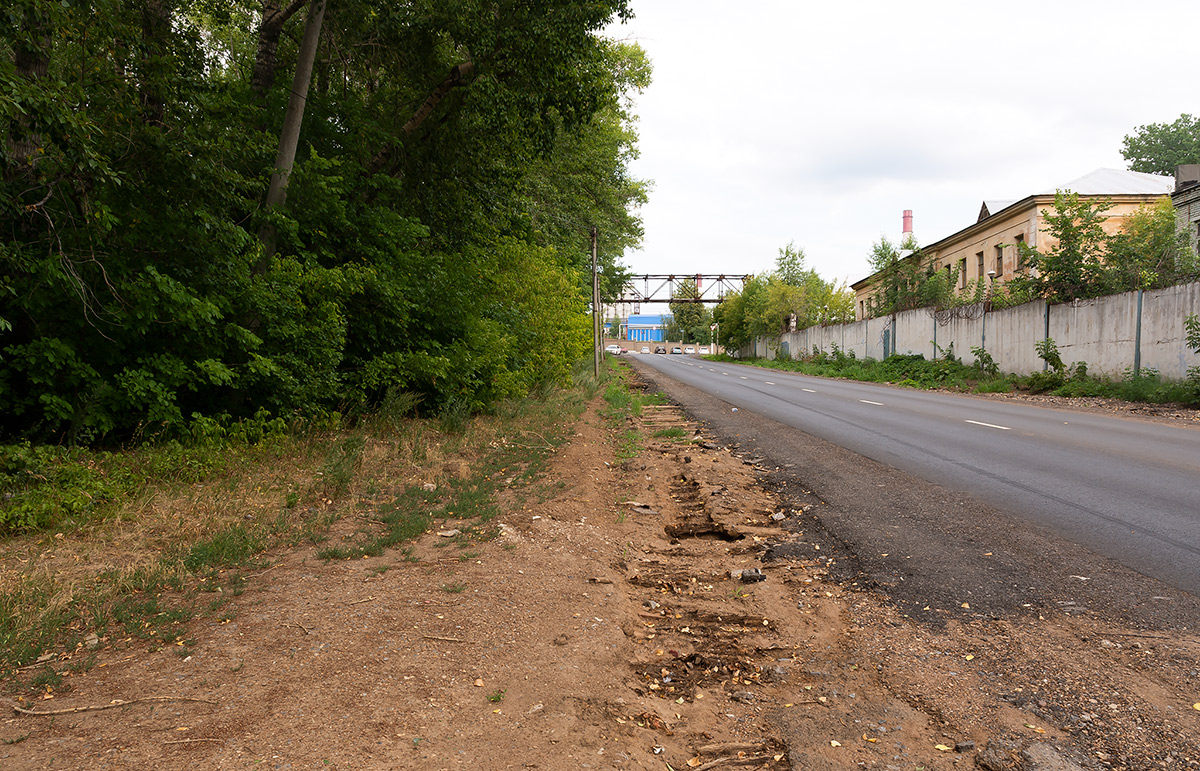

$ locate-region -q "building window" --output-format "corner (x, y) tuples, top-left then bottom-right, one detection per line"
(976, 251), (984, 280)
(1014, 233), (1025, 268)
(958, 258), (967, 289)
(994, 244), (1004, 277)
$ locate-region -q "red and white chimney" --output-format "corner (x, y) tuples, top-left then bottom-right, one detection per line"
(902, 209), (913, 238)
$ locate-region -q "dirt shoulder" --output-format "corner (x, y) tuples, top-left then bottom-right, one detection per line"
(3, 368), (1199, 771)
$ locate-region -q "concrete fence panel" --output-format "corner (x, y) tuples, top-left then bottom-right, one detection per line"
(1141, 282), (1200, 377)
(1050, 294), (1139, 375)
(753, 280), (1200, 380)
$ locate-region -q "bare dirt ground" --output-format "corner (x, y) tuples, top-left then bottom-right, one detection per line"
(3, 367), (1200, 771)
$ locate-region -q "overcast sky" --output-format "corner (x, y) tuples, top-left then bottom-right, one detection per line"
(608, 0), (1198, 287)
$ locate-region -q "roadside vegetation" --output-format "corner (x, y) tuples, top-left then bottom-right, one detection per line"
(707, 326), (1200, 406)
(598, 362), (666, 460)
(0, 361), (614, 685)
(2, 3), (645, 446)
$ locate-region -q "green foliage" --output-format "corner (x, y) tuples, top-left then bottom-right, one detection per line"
(1035, 337), (1066, 374)
(1121, 114), (1200, 175)
(1106, 197), (1197, 291)
(712, 243), (855, 351)
(970, 346), (1000, 378)
(1186, 314), (1200, 396)
(863, 237), (961, 317)
(0, 0), (643, 445)
(667, 279), (713, 344)
(1011, 193), (1196, 304)
(1016, 192), (1112, 303)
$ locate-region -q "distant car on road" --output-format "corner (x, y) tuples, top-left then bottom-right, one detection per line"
(699, 346), (710, 354)
(604, 344), (621, 355)
(684, 346), (695, 354)
(640, 346), (650, 354)
(654, 346), (667, 354)
(670, 346), (682, 354)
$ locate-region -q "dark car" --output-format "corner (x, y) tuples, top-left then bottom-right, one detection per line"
(654, 346), (667, 354)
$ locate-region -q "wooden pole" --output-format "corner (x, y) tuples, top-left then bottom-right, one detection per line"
(592, 227), (600, 378)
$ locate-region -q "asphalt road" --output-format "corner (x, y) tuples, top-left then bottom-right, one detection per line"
(630, 353), (1200, 599)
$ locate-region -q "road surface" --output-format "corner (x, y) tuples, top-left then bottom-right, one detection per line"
(631, 353), (1200, 600)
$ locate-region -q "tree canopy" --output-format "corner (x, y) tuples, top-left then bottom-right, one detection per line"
(1011, 192), (1197, 303)
(713, 242), (854, 352)
(1121, 114), (1200, 176)
(666, 279), (713, 344)
(1, 0), (648, 443)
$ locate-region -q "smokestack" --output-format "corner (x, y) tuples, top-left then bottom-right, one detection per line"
(902, 210), (913, 236)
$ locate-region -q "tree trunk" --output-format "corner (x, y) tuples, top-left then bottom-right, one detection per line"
(251, 0), (311, 97)
(140, 0), (171, 125)
(257, 0), (326, 264)
(366, 61), (476, 176)
(7, 4), (51, 179)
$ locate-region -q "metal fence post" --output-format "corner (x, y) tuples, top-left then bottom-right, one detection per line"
(1133, 289), (1143, 376)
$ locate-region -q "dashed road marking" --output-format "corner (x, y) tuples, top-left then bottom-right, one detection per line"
(965, 419), (1011, 430)
(859, 400), (884, 406)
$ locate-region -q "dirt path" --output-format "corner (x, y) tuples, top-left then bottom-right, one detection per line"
(4, 372), (1199, 770)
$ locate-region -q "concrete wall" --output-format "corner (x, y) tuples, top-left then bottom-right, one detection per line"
(752, 281), (1200, 379)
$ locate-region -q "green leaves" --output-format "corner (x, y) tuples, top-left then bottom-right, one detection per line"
(0, 0), (645, 444)
(1121, 114), (1200, 176)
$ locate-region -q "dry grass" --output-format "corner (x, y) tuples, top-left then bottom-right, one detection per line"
(0, 391), (586, 676)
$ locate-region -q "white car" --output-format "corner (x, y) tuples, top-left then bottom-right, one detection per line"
(640, 346), (650, 354)
(604, 344), (621, 355)
(699, 346), (710, 354)
(684, 346), (695, 354)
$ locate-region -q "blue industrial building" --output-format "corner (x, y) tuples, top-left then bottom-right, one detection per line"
(626, 314), (670, 342)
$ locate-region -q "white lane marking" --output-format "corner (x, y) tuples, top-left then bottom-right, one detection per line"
(801, 388), (816, 393)
(859, 400), (884, 406)
(965, 419), (1011, 431)
(722, 372), (730, 375)
(765, 381), (775, 385)
(739, 376), (747, 380)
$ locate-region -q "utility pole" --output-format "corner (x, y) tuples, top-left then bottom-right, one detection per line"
(591, 226), (600, 378)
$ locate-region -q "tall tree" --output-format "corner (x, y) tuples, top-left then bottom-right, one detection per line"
(258, 0), (326, 261)
(1121, 114), (1200, 176)
(1017, 191), (1112, 303)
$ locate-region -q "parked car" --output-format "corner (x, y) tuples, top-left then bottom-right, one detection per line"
(699, 346), (710, 354)
(654, 346), (666, 354)
(684, 346), (695, 354)
(670, 346), (682, 354)
(640, 346), (650, 354)
(604, 344), (621, 355)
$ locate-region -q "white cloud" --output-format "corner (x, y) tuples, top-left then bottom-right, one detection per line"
(610, 0), (1198, 284)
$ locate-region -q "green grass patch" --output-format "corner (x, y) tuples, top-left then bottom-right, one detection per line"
(726, 350), (1200, 407)
(0, 362), (601, 674)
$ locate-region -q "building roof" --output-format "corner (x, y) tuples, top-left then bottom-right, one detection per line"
(975, 168), (1173, 224)
(1035, 167), (1174, 196)
(854, 169), (1174, 290)
(978, 200), (1017, 222)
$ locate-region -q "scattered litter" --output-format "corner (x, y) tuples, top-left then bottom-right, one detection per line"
(437, 529), (461, 538)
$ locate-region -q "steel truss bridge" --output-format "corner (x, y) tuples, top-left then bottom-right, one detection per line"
(615, 274), (751, 305)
